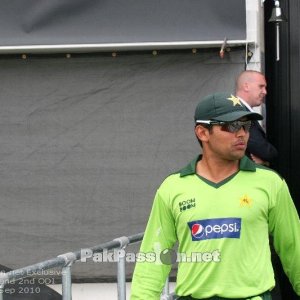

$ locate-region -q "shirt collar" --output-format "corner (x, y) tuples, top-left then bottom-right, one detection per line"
(179, 155), (256, 177)
(238, 97), (254, 112)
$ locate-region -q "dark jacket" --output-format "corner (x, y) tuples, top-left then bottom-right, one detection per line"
(246, 119), (278, 163)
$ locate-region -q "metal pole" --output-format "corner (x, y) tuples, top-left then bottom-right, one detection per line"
(0, 40), (253, 55)
(62, 266), (72, 300)
(113, 236), (130, 300)
(161, 277), (170, 300)
(0, 287), (3, 300)
(276, 22), (280, 61)
(58, 252), (76, 300)
(0, 272), (9, 300)
(117, 248), (126, 300)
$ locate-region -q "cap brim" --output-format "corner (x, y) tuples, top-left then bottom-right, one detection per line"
(212, 111), (263, 122)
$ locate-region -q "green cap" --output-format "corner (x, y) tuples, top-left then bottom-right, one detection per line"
(194, 93), (263, 123)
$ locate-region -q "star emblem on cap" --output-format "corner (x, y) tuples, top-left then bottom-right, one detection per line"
(227, 95), (242, 106)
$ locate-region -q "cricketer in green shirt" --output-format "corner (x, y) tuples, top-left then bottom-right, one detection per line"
(130, 155), (300, 299)
(130, 92), (300, 299)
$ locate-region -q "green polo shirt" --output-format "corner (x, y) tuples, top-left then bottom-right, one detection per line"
(130, 156), (300, 299)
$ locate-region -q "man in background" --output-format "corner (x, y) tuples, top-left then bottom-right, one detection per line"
(235, 70), (278, 166)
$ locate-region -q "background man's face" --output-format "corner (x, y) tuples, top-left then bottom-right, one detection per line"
(248, 74), (267, 107)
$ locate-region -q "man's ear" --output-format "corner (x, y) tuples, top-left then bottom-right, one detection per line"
(244, 82), (250, 92)
(195, 125), (210, 143)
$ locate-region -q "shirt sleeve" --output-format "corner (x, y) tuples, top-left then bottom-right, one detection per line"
(268, 179), (300, 295)
(130, 188), (177, 300)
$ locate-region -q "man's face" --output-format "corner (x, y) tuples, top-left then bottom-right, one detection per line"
(247, 74), (267, 107)
(204, 119), (250, 161)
